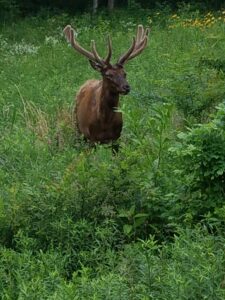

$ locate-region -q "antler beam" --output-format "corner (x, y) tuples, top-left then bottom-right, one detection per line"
(63, 25), (112, 66)
(117, 25), (149, 65)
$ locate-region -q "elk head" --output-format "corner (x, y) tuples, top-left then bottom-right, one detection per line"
(63, 24), (149, 95)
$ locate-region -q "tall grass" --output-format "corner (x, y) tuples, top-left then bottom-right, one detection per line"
(0, 7), (225, 298)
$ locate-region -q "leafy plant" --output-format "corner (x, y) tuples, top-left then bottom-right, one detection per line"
(170, 103), (225, 224)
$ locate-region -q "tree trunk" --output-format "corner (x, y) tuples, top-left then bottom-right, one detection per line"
(93, 0), (98, 14)
(108, 0), (114, 11)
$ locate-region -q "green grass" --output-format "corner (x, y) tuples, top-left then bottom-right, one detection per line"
(0, 7), (225, 299)
(1, 229), (225, 299)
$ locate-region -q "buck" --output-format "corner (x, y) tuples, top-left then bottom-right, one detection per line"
(63, 24), (149, 150)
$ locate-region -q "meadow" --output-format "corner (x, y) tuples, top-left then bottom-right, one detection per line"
(0, 6), (225, 299)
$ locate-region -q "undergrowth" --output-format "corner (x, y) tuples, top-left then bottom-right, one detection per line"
(0, 6), (225, 299)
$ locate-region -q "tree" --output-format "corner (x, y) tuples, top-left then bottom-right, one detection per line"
(108, 0), (114, 11)
(93, 0), (98, 13)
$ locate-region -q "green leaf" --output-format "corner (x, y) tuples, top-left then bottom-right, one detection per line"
(123, 224), (133, 235)
(134, 217), (147, 228)
(134, 213), (148, 219)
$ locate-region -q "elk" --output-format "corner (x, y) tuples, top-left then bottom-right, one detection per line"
(63, 24), (149, 150)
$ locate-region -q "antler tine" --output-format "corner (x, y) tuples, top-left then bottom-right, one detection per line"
(127, 36), (148, 61)
(145, 27), (150, 37)
(104, 35), (112, 65)
(91, 40), (105, 65)
(117, 25), (149, 65)
(136, 25), (144, 43)
(117, 37), (136, 65)
(63, 25), (105, 65)
(64, 25), (72, 43)
(130, 28), (149, 55)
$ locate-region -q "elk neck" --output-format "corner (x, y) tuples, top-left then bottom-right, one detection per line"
(99, 79), (120, 121)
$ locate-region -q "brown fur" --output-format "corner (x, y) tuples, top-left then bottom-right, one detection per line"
(75, 77), (123, 143)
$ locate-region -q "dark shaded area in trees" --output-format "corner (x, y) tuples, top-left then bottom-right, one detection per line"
(0, 0), (224, 20)
(138, 0), (224, 9)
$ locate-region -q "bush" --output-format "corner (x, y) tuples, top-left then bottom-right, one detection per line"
(1, 229), (225, 299)
(170, 103), (225, 225)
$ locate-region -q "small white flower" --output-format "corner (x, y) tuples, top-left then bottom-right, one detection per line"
(9, 40), (39, 55)
(45, 36), (59, 46)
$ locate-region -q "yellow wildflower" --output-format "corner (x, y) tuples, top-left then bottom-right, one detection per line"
(205, 19), (211, 24)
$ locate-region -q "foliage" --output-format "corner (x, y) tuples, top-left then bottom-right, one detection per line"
(0, 6), (225, 298)
(170, 103), (225, 225)
(1, 229), (225, 299)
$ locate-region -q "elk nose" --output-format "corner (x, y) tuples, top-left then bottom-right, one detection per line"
(124, 85), (130, 92)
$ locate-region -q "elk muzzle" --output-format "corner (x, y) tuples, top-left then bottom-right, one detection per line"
(121, 84), (130, 95)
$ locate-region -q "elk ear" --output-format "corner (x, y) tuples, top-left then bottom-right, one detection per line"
(89, 60), (103, 72)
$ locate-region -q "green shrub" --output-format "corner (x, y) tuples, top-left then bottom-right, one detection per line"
(1, 229), (225, 299)
(170, 103), (225, 225)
